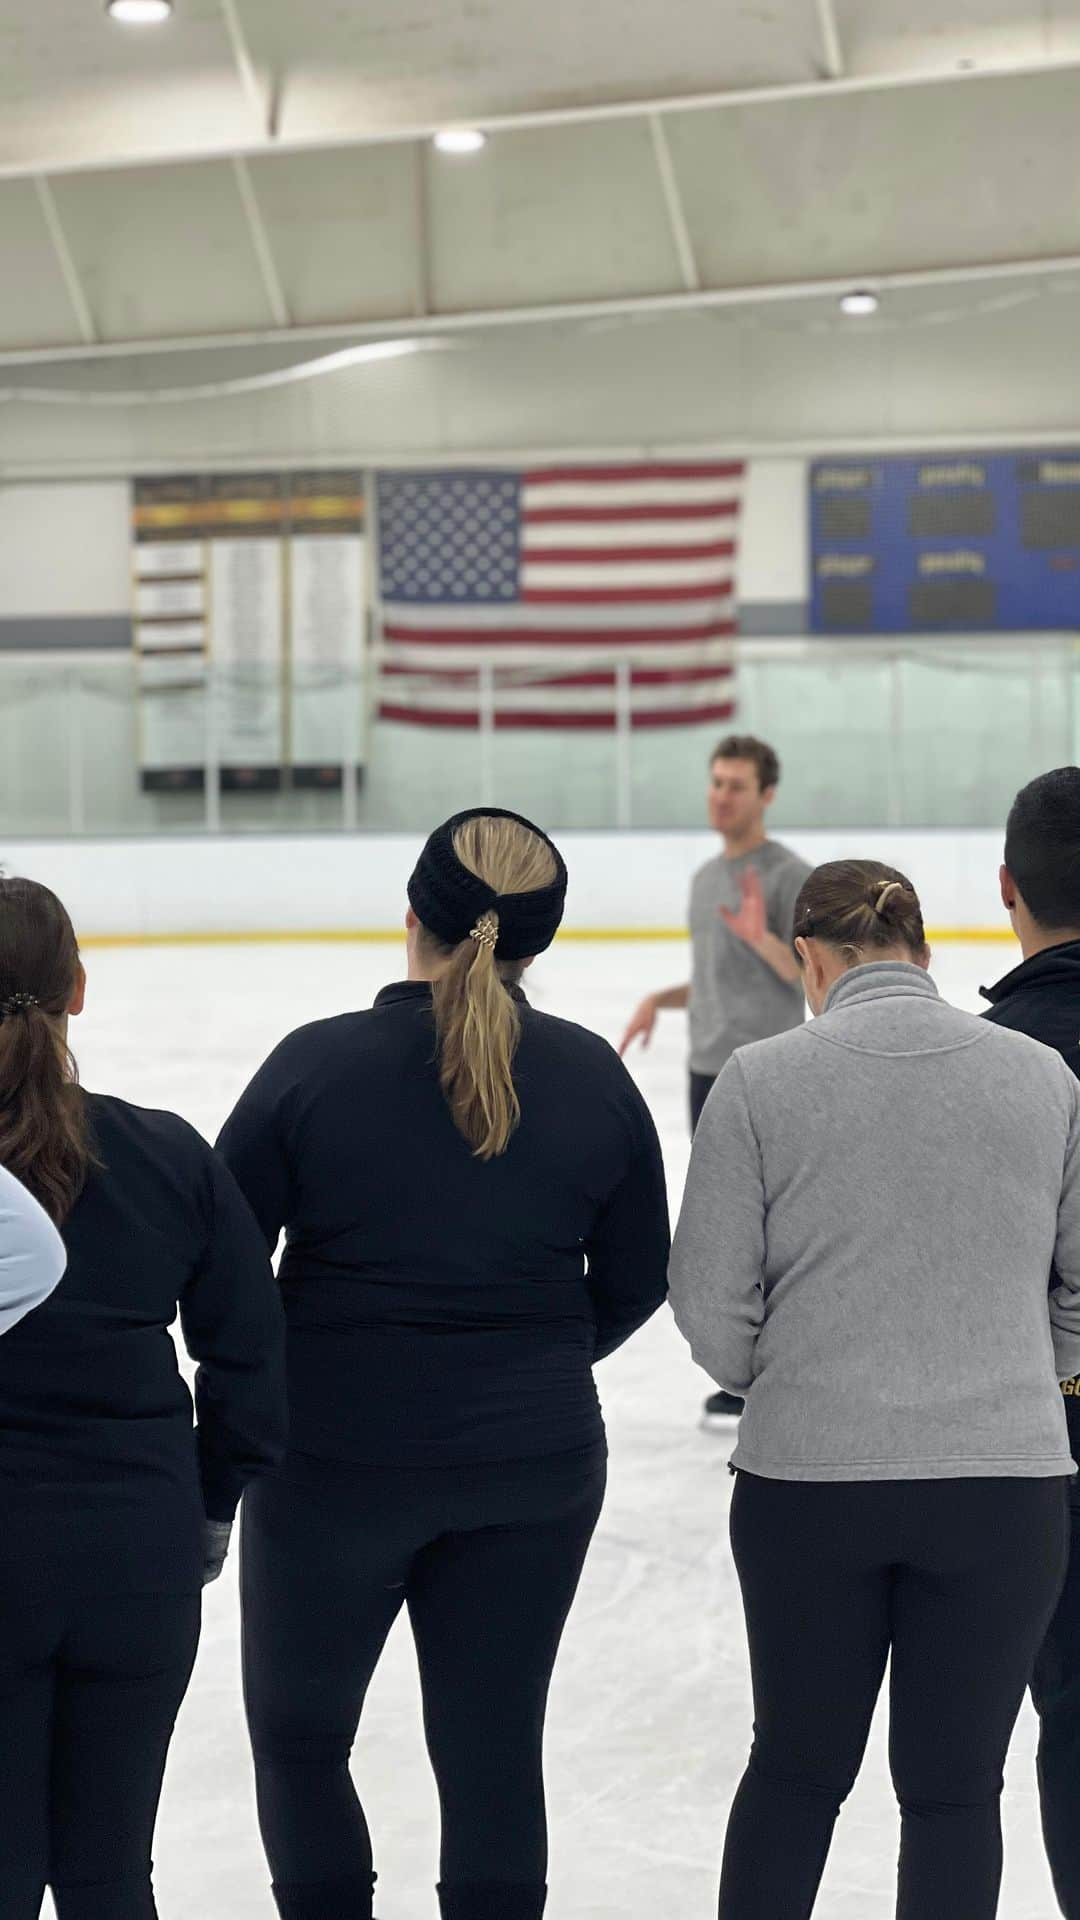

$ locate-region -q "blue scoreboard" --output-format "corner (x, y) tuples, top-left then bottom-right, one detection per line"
(809, 451), (1080, 633)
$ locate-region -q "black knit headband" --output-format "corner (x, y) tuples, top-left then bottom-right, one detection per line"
(408, 807), (568, 962)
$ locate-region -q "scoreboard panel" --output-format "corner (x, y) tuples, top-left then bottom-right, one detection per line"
(810, 452), (1080, 632)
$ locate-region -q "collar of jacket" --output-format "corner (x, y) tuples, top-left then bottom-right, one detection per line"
(980, 937), (1080, 1006)
(823, 961), (941, 1016)
(374, 980), (530, 1009)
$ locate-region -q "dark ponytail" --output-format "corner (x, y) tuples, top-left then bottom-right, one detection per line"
(0, 878), (92, 1223)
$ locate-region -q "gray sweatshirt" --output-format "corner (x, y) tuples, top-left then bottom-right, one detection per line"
(669, 963), (1080, 1481)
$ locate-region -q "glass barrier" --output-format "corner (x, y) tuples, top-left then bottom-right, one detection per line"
(0, 634), (1074, 838)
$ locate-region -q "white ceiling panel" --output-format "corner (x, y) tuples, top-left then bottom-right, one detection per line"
(836, 0), (1080, 76)
(0, 1), (251, 174)
(668, 68), (1080, 286)
(250, 0), (814, 144)
(50, 161), (278, 340)
(248, 147), (422, 325)
(429, 122), (684, 311)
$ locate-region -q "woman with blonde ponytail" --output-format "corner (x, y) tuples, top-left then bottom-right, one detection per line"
(220, 806), (670, 1920)
(0, 876), (286, 1920)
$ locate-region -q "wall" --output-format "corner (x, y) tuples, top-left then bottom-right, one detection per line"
(0, 829), (1012, 942)
(0, 456), (810, 656)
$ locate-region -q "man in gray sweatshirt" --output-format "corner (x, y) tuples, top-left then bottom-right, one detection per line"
(620, 732), (810, 1429)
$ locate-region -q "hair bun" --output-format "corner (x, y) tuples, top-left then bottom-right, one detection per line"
(871, 879), (907, 919)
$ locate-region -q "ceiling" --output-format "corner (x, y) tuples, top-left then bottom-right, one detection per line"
(1, 0), (1079, 374)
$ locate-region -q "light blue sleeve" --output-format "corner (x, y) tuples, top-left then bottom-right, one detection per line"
(668, 1056), (766, 1394)
(0, 1163), (67, 1335)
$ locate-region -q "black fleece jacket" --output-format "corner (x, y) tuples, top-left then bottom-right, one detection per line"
(217, 982), (670, 1467)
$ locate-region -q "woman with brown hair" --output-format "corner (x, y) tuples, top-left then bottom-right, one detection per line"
(219, 807), (670, 1920)
(670, 859), (1080, 1920)
(0, 876), (287, 1920)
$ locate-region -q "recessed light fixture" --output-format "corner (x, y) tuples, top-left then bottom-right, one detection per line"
(106, 0), (173, 22)
(840, 289), (880, 317)
(433, 127), (487, 156)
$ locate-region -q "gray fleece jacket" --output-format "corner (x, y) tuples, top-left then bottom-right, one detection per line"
(669, 963), (1080, 1481)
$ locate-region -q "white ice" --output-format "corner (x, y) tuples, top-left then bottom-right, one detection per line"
(43, 937), (1059, 1920)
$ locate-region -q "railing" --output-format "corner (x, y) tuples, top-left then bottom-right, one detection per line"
(0, 633), (1075, 837)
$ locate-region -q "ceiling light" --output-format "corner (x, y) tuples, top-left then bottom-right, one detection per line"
(106, 0), (173, 22)
(840, 289), (880, 317)
(433, 128), (487, 156)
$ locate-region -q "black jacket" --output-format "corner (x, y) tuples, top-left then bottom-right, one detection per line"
(981, 939), (1080, 1079)
(217, 981), (670, 1467)
(0, 1094), (287, 1597)
(983, 940), (1080, 1439)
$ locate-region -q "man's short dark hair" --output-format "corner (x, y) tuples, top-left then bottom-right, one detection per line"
(1005, 768), (1080, 928)
(710, 734), (780, 793)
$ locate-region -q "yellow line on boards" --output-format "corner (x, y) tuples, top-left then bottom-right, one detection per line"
(77, 926), (1019, 950)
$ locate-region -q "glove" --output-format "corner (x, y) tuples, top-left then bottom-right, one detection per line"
(203, 1518), (234, 1587)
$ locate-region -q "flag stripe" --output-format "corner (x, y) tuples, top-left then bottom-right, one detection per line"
(378, 700), (737, 731)
(523, 463), (744, 485)
(522, 580), (733, 606)
(382, 640), (735, 672)
(380, 662), (733, 689)
(520, 539), (735, 565)
(521, 479), (741, 511)
(522, 500), (740, 526)
(382, 603), (734, 638)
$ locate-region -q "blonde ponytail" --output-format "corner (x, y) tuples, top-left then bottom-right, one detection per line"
(424, 817), (559, 1160)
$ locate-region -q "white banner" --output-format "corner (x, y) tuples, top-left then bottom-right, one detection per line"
(135, 620), (206, 653)
(134, 541), (204, 578)
(136, 654), (207, 784)
(289, 534), (365, 773)
(135, 579), (206, 620)
(208, 539), (284, 779)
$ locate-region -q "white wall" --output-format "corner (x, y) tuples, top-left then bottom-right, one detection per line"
(0, 483), (131, 615)
(0, 829), (1010, 941)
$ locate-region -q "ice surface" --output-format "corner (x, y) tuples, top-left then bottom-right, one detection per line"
(41, 936), (1059, 1919)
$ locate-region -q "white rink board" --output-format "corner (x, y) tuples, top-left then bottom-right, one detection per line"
(0, 830), (1009, 942)
(40, 934), (1056, 1920)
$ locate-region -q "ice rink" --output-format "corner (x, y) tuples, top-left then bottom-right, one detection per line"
(49, 933), (1059, 1920)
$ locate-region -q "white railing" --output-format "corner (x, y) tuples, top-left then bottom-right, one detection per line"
(0, 632), (1074, 838)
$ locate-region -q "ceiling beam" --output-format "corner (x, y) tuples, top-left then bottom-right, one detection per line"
(0, 246), (1078, 371)
(232, 156), (290, 326)
(648, 114), (700, 293)
(9, 425), (1080, 486)
(412, 143), (432, 318)
(219, 0), (271, 139)
(33, 176), (97, 345)
(0, 47), (1078, 186)
(815, 0), (845, 80)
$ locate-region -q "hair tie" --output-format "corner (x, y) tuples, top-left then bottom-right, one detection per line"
(469, 916), (498, 952)
(873, 881), (904, 916)
(0, 992), (39, 1021)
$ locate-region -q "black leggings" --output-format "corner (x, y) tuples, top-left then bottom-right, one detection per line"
(0, 1588), (200, 1920)
(241, 1446), (606, 1920)
(719, 1472), (1069, 1920)
(689, 1071), (717, 1136)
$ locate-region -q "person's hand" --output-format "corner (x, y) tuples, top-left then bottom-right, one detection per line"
(203, 1518), (234, 1586)
(619, 995), (659, 1057)
(720, 869), (768, 949)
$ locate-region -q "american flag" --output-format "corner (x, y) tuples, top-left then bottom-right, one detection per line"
(375, 462), (743, 728)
